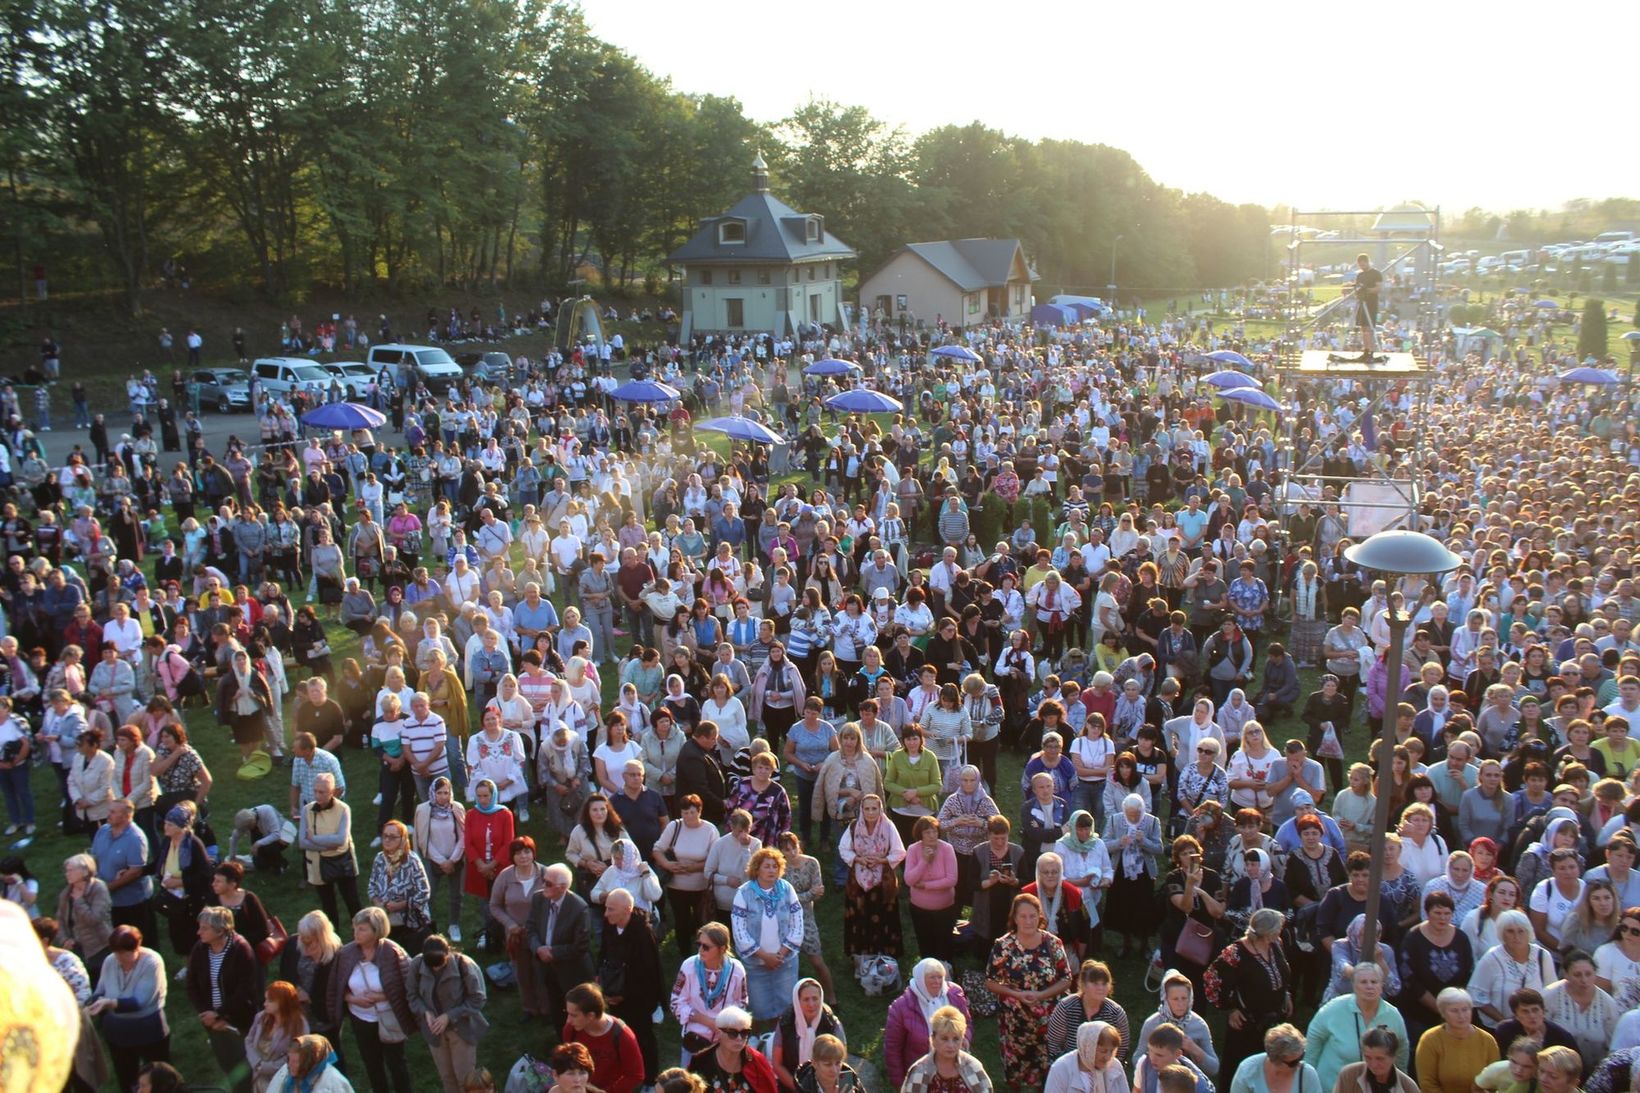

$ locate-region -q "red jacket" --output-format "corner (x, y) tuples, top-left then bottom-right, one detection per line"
(565, 1016), (645, 1093)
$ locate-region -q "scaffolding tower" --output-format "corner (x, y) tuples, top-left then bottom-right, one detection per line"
(1274, 207), (1442, 543)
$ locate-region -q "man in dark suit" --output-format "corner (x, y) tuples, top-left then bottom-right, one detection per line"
(599, 887), (663, 1086)
(527, 862), (596, 1037)
(675, 721), (727, 824)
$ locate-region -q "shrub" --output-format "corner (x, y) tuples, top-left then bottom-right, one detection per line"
(1577, 298), (1608, 361)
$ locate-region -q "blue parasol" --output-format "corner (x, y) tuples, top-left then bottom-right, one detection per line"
(804, 358), (862, 377)
(609, 379), (681, 402)
(1558, 366), (1620, 385)
(300, 401), (387, 429)
(697, 416), (784, 444)
(930, 345), (981, 363)
(1217, 386), (1282, 412)
(825, 389), (903, 413)
(1204, 349), (1255, 368)
(1202, 370), (1260, 390)
(1534, 299), (1560, 309)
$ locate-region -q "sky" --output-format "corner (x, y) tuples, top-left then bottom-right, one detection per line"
(583, 0), (1631, 214)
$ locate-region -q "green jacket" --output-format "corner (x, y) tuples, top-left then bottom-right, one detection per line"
(883, 748), (943, 817)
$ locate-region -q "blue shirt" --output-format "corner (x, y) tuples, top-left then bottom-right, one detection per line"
(787, 718), (837, 771)
(92, 823), (152, 907)
(1175, 508), (1209, 548)
(514, 598), (560, 636)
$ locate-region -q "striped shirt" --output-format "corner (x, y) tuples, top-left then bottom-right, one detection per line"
(401, 714), (450, 775)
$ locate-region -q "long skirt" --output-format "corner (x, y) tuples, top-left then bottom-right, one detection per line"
(843, 879), (902, 957)
(745, 950), (800, 1020)
(1291, 616), (1328, 665)
(1103, 864), (1154, 939)
(232, 711), (268, 748)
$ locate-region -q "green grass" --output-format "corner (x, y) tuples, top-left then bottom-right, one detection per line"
(15, 542), (1365, 1091)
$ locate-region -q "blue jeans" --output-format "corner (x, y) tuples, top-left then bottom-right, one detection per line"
(1071, 780), (1104, 820)
(0, 763), (33, 825)
(444, 728), (468, 799)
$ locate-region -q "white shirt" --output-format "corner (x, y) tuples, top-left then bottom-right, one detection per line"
(102, 617), (142, 659)
(1529, 877), (1587, 943)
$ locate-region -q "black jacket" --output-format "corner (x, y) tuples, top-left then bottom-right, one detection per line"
(675, 738), (727, 823)
(187, 933), (261, 1031)
(597, 908), (663, 1014)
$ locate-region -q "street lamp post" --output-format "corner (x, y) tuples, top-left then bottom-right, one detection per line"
(1343, 530), (1461, 949)
(1108, 234), (1123, 314)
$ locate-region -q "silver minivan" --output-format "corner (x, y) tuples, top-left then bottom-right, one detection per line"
(251, 357), (333, 400)
(366, 344), (465, 395)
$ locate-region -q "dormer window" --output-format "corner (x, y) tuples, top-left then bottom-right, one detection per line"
(805, 218), (821, 243)
(718, 221), (746, 245)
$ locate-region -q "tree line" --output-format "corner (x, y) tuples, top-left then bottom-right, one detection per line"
(1, 0), (1273, 314)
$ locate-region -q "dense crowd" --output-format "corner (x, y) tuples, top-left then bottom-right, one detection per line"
(3, 291), (1640, 1093)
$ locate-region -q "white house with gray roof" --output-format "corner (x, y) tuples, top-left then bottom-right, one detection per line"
(667, 153), (855, 340)
(858, 238), (1038, 328)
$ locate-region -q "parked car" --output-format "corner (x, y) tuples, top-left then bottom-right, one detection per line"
(251, 357), (333, 402)
(454, 351), (512, 383)
(192, 367), (253, 414)
(321, 361), (378, 399)
(365, 344), (464, 395)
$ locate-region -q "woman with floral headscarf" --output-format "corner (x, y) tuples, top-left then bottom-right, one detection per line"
(838, 795), (905, 964)
(268, 1032), (350, 1093)
(367, 819), (431, 954)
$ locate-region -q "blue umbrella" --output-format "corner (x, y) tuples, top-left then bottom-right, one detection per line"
(1534, 299), (1559, 308)
(931, 345), (981, 363)
(1621, 331), (1640, 342)
(1202, 369), (1260, 390)
(697, 416), (783, 444)
(803, 358), (862, 377)
(610, 379), (681, 403)
(1558, 366), (1620, 385)
(1217, 386), (1282, 412)
(300, 401), (387, 429)
(1204, 349), (1255, 369)
(825, 389), (903, 413)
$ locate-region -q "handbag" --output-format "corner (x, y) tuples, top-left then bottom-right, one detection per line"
(257, 914), (289, 965)
(318, 852), (356, 883)
(374, 1002), (407, 1045)
(1174, 916), (1218, 967)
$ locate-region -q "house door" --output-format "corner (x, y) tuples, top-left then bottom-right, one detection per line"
(987, 287), (1003, 317)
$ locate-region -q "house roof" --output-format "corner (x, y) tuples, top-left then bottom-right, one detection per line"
(667, 190), (856, 265)
(888, 239), (1038, 292)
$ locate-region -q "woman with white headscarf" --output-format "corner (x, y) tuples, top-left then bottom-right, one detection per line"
(772, 976), (845, 1090)
(1044, 1020), (1127, 1093)
(884, 957), (972, 1091)
(1100, 793), (1163, 957)
(591, 836), (663, 914)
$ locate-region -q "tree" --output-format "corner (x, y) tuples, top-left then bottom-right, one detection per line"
(39, 0), (175, 315)
(1578, 298), (1608, 361)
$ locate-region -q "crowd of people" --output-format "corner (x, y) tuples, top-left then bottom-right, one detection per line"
(3, 287), (1640, 1093)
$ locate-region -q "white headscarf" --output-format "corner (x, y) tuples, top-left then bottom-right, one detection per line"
(908, 957), (951, 1027)
(790, 976), (826, 1065)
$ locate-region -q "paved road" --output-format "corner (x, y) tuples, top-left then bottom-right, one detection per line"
(36, 406), (411, 467)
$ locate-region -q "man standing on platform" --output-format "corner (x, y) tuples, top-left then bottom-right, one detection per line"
(1352, 253), (1384, 362)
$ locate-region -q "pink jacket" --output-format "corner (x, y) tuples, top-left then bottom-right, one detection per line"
(884, 983), (971, 1090)
(902, 839), (957, 911)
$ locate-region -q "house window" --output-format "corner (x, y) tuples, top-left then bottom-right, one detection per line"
(718, 221), (745, 245)
(806, 219), (820, 242)
(725, 298), (745, 327)
(806, 266), (815, 281)
(701, 270), (713, 286)
(758, 269), (771, 285)
(967, 294), (980, 314)
(727, 270), (741, 285)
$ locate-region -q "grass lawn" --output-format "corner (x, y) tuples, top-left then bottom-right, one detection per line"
(16, 535), (1369, 1091)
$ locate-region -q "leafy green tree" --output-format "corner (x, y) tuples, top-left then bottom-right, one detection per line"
(39, 0), (175, 314)
(1578, 298), (1608, 360)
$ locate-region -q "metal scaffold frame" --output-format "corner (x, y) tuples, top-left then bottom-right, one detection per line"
(1273, 208), (1442, 542)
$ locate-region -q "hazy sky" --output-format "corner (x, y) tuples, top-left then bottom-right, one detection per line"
(584, 0), (1629, 213)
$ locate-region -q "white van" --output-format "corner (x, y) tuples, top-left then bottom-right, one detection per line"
(366, 344), (465, 394)
(251, 356), (334, 401)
